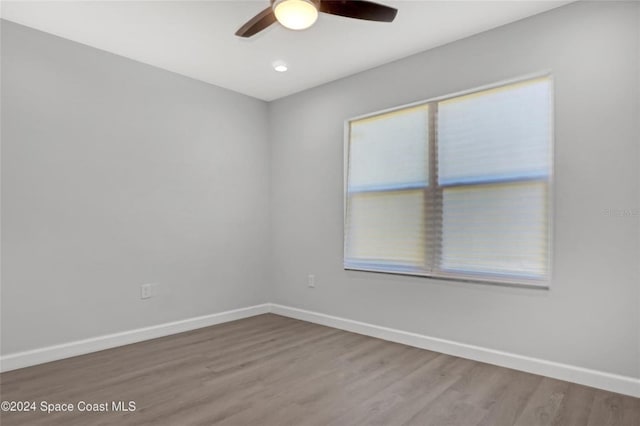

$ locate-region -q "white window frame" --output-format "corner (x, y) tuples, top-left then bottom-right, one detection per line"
(343, 72), (554, 289)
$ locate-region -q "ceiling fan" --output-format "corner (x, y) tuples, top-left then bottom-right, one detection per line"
(235, 0), (398, 38)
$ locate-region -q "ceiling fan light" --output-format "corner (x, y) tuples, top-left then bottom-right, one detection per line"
(273, 0), (319, 30)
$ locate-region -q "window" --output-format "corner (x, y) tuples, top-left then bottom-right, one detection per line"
(344, 75), (552, 287)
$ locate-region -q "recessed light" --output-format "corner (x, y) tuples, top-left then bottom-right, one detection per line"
(273, 61), (288, 72)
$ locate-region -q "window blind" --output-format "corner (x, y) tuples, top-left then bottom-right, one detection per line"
(345, 105), (431, 273)
(344, 75), (552, 286)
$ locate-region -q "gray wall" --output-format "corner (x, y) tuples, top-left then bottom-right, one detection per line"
(1, 20), (270, 354)
(269, 1), (640, 378)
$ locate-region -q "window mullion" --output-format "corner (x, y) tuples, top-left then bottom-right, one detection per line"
(426, 102), (442, 274)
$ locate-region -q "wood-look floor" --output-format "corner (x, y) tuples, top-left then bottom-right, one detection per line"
(1, 314), (638, 426)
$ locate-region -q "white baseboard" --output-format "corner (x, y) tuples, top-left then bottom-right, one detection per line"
(2, 302), (638, 398)
(270, 304), (640, 398)
(0, 304), (270, 373)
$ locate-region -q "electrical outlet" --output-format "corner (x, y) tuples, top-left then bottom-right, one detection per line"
(140, 283), (154, 299)
(308, 274), (315, 288)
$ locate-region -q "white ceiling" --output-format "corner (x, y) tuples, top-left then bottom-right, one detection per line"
(1, 0), (572, 101)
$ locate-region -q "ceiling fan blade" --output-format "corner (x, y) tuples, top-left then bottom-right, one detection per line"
(235, 7), (277, 37)
(319, 0), (397, 22)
